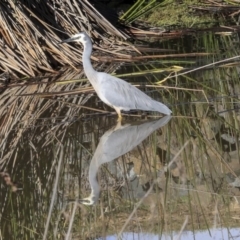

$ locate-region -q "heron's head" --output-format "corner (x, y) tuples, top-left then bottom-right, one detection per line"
(79, 195), (98, 206)
(60, 32), (89, 45)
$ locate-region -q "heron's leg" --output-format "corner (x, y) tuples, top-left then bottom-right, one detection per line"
(115, 108), (122, 122)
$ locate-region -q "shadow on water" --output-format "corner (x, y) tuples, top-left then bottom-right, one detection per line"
(1, 32), (240, 239)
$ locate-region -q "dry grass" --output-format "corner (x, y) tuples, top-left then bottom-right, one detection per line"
(1, 1), (240, 78)
(0, 0), (133, 77)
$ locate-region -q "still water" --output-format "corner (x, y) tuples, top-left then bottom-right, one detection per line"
(0, 32), (240, 239)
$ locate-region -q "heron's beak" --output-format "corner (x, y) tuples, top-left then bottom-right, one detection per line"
(79, 196), (96, 206)
(59, 36), (78, 44)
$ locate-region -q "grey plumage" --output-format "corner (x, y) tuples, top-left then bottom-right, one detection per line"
(61, 32), (172, 119)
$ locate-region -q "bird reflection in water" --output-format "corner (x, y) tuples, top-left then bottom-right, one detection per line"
(80, 116), (172, 205)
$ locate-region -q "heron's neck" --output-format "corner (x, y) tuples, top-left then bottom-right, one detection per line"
(82, 41), (97, 85)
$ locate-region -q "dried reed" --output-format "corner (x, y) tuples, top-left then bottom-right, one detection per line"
(0, 0), (132, 77)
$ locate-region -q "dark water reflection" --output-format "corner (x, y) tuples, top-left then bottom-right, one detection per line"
(79, 116), (171, 205)
(1, 32), (240, 239)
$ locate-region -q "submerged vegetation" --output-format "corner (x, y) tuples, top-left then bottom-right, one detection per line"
(141, 0), (218, 27)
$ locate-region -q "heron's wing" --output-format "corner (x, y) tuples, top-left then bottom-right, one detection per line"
(98, 73), (153, 111)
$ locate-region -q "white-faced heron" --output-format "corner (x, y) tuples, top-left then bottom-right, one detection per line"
(61, 32), (172, 120)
